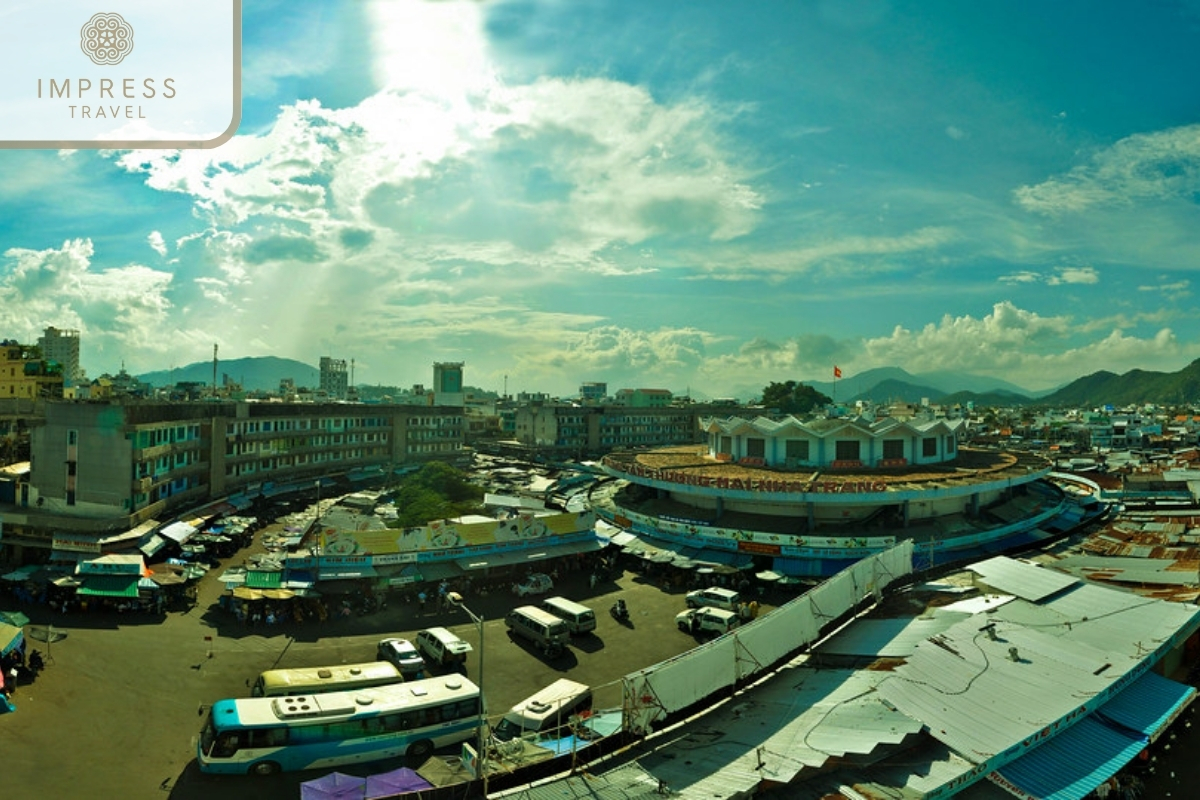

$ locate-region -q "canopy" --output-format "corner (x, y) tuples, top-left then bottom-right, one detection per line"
(300, 771), (367, 800)
(366, 767), (433, 798)
(77, 574), (141, 598)
(0, 622), (24, 656)
(0, 610), (31, 627)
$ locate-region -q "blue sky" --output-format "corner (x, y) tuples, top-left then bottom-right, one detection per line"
(3, 0), (1200, 400)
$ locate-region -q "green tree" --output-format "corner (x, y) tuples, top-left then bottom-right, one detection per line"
(760, 380), (832, 415)
(386, 462), (485, 527)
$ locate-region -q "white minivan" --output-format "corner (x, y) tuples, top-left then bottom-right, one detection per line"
(491, 678), (593, 741)
(540, 596), (597, 635)
(416, 626), (473, 670)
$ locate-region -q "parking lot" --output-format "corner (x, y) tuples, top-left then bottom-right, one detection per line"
(0, 531), (780, 800)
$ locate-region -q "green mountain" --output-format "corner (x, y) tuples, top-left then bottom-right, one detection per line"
(1039, 359), (1200, 406)
(138, 356), (319, 392)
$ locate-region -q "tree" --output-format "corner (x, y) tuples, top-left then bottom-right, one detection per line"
(760, 380), (832, 415)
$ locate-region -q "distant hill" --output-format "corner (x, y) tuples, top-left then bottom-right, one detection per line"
(138, 356), (319, 391)
(939, 389), (1034, 407)
(807, 367), (1035, 401)
(1040, 359), (1200, 406)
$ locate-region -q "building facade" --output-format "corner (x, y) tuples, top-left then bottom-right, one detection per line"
(513, 403), (706, 455)
(433, 362), (465, 406)
(0, 340), (65, 400)
(1, 399), (464, 556)
(38, 327), (83, 386)
(318, 357), (349, 400)
(596, 413), (1080, 577)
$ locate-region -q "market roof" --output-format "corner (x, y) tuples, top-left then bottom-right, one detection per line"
(969, 554), (1079, 601)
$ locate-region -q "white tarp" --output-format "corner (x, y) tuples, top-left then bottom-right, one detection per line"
(622, 542), (914, 734)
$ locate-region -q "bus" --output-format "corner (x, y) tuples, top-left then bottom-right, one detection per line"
(198, 675), (482, 776)
(250, 661), (404, 697)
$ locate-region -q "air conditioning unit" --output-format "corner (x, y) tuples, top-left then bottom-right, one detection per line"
(138, 477), (152, 492)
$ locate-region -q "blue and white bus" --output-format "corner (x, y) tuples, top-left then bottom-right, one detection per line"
(197, 675), (482, 776)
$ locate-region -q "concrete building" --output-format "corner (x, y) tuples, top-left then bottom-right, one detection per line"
(513, 403), (706, 456)
(0, 339), (64, 399)
(579, 382), (607, 404)
(596, 413), (1081, 577)
(0, 399), (464, 561)
(38, 326), (83, 386)
(319, 356), (349, 400)
(433, 361), (465, 406)
(613, 388), (672, 407)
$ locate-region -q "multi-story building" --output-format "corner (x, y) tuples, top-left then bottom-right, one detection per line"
(433, 362), (465, 406)
(1, 399), (464, 559)
(319, 356), (348, 400)
(0, 340), (64, 399)
(512, 403), (706, 455)
(613, 388), (672, 407)
(579, 382), (607, 404)
(38, 326), (84, 386)
(595, 413), (1081, 578)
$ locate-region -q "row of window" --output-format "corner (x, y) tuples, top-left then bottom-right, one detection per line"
(726, 436), (955, 461)
(132, 424), (202, 449)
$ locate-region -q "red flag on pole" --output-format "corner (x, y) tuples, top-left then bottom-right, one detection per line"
(834, 366), (842, 379)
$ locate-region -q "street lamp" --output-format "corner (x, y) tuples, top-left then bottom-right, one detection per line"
(447, 591), (487, 793)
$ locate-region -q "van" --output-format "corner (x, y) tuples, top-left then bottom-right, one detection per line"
(685, 586), (741, 611)
(250, 661), (403, 698)
(415, 627), (474, 669)
(540, 596), (597, 635)
(491, 679), (593, 741)
(676, 606), (741, 637)
(504, 605), (571, 656)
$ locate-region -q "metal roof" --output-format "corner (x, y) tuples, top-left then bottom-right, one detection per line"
(817, 611), (969, 657)
(1051, 555), (1199, 586)
(633, 666), (923, 799)
(876, 614), (1120, 762)
(490, 761), (668, 800)
(969, 555), (1079, 601)
(985, 716), (1145, 800)
(1096, 670), (1196, 741)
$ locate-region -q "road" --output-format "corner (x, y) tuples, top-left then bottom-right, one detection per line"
(0, 523), (761, 800)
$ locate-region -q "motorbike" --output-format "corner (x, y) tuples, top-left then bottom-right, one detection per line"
(610, 599), (630, 624)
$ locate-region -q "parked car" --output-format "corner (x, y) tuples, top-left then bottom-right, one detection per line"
(684, 587), (741, 611)
(415, 627), (473, 670)
(376, 637), (427, 678)
(676, 607), (741, 636)
(513, 572), (554, 598)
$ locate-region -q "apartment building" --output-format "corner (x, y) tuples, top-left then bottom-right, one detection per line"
(0, 340), (65, 400)
(3, 400), (464, 551)
(513, 402), (706, 454)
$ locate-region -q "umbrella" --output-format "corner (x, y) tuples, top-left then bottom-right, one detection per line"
(365, 766), (433, 798)
(755, 571), (783, 583)
(0, 610), (31, 627)
(300, 771), (367, 800)
(231, 587), (264, 601)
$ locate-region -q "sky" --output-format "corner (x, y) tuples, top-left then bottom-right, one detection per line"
(3, 0), (1200, 400)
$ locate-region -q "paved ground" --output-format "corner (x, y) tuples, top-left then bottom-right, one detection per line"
(0, 521), (779, 800)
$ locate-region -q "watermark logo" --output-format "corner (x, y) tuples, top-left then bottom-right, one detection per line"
(80, 12), (134, 65)
(0, 1), (241, 149)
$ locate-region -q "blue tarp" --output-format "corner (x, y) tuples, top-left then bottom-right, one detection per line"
(365, 767), (433, 798)
(300, 771), (366, 800)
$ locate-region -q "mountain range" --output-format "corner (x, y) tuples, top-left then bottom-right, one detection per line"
(134, 356), (1200, 408)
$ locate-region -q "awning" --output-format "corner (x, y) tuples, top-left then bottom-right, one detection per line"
(158, 521), (198, 545)
(0, 623), (24, 656)
(319, 565), (378, 580)
(607, 530), (639, 547)
(138, 535), (170, 558)
(412, 562), (464, 582)
(988, 715), (1147, 800)
(245, 570), (283, 589)
(694, 549), (754, 569)
(454, 539), (604, 571)
(284, 570), (316, 589)
(77, 574), (141, 598)
(1095, 670), (1196, 743)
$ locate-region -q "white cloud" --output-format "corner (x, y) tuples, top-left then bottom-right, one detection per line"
(945, 125), (967, 140)
(0, 239), (175, 365)
(147, 231), (167, 257)
(1014, 124), (1200, 215)
(1047, 266), (1099, 285)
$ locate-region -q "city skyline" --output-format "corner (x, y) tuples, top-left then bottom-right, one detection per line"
(2, 1), (1199, 399)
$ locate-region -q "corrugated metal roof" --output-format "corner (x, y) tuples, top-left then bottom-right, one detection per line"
(1097, 670), (1196, 741)
(634, 666), (923, 799)
(969, 555), (1079, 601)
(490, 761), (668, 800)
(877, 615), (1118, 761)
(817, 612), (969, 657)
(986, 716), (1145, 800)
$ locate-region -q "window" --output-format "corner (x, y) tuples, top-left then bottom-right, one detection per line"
(68, 429), (78, 446)
(882, 439), (904, 460)
(785, 439), (809, 461)
(746, 438), (765, 458)
(718, 436), (732, 454)
(835, 440), (860, 461)
(922, 437), (937, 457)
